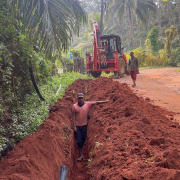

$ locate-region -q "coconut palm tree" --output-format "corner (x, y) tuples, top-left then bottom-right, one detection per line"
(107, 0), (156, 49)
(5, 0), (86, 100)
(9, 0), (86, 56)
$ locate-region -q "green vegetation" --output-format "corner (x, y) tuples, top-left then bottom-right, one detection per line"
(107, 0), (156, 49)
(0, 0), (87, 149)
(169, 48), (180, 66)
(87, 141), (103, 167)
(147, 27), (160, 53)
(165, 25), (178, 55)
(125, 47), (169, 67)
(93, 142), (103, 153)
(9, 0), (86, 57)
(145, 157), (155, 164)
(87, 158), (93, 167)
(175, 69), (180, 72)
(139, 66), (171, 70)
(0, 72), (92, 149)
(72, 0), (180, 65)
(101, 72), (114, 78)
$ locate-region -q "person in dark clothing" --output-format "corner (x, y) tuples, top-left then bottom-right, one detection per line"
(128, 52), (139, 87)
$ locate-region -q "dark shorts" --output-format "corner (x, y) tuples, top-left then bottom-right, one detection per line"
(130, 70), (137, 80)
(74, 125), (87, 148)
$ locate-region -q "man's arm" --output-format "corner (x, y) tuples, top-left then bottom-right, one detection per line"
(128, 59), (131, 66)
(136, 58), (139, 73)
(89, 100), (109, 105)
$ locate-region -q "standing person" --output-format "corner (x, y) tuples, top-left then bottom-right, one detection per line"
(128, 52), (139, 87)
(72, 93), (109, 162)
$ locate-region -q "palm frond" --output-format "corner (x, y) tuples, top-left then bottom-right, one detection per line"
(9, 0), (87, 56)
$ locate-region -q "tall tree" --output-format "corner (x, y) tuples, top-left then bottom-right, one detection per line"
(147, 26), (159, 53)
(100, 0), (104, 34)
(156, 0), (162, 29)
(107, 0), (156, 49)
(165, 25), (177, 54)
(1, 0), (87, 103)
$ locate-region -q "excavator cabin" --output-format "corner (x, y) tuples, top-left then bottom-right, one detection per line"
(101, 35), (122, 61)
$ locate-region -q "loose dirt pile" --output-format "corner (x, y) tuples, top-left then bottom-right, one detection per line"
(1, 77), (180, 180)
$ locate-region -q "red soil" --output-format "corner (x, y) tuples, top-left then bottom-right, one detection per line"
(1, 77), (180, 180)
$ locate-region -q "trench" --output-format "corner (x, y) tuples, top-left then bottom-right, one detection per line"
(1, 77), (180, 180)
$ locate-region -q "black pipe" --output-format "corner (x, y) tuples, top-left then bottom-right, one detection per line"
(29, 60), (45, 101)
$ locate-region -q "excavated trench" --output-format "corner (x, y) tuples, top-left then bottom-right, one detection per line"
(1, 77), (180, 180)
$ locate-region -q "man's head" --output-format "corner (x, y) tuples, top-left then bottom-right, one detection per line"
(130, 52), (134, 58)
(77, 93), (84, 105)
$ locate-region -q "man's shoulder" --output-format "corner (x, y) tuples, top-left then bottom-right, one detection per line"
(73, 103), (78, 107)
(131, 57), (138, 61)
(134, 56), (138, 60)
(84, 101), (93, 105)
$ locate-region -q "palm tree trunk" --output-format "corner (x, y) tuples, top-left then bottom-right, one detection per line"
(167, 1), (180, 46)
(167, 1), (172, 26)
(157, 0), (161, 29)
(100, 0), (103, 35)
(139, 24), (141, 47)
(172, 13), (180, 46)
(177, 1), (180, 23)
(128, 5), (133, 49)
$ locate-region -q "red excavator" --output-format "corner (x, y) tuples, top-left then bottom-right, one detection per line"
(86, 22), (129, 78)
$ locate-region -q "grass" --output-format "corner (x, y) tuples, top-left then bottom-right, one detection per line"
(175, 68), (180, 72)
(101, 71), (114, 78)
(139, 66), (176, 70)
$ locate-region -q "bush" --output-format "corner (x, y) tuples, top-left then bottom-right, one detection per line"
(144, 56), (160, 66)
(0, 72), (93, 147)
(168, 48), (180, 67)
(125, 47), (169, 67)
(125, 47), (147, 66)
(158, 49), (169, 66)
(147, 26), (159, 53)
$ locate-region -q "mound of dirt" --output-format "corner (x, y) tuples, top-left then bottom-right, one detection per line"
(1, 77), (180, 180)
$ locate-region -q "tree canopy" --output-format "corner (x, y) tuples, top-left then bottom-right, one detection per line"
(9, 0), (87, 56)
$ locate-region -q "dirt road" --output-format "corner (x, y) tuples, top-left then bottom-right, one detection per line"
(114, 68), (180, 122)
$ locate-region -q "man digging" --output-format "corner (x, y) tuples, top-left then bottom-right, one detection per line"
(72, 93), (109, 162)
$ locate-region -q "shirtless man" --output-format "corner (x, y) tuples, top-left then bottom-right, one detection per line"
(72, 93), (109, 162)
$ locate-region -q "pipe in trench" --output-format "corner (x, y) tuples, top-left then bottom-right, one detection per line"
(59, 165), (68, 180)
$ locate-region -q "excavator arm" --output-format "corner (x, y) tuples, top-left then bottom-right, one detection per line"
(92, 22), (107, 71)
(92, 22), (101, 71)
